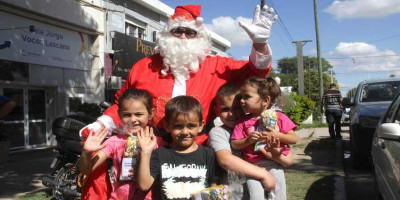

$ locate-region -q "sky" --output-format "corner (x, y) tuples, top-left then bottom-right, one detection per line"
(160, 0), (400, 97)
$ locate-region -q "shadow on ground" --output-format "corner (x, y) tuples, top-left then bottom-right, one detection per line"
(0, 148), (54, 199)
(289, 138), (338, 172)
(305, 175), (336, 200)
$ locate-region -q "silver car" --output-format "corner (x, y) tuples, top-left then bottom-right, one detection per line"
(371, 92), (400, 200)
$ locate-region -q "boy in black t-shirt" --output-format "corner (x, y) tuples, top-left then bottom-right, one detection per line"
(137, 96), (219, 200)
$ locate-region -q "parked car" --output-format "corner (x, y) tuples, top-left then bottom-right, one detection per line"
(341, 107), (350, 125)
(344, 78), (400, 168)
(371, 92), (400, 200)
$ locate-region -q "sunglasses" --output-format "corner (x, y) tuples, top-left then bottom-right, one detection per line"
(170, 28), (197, 38)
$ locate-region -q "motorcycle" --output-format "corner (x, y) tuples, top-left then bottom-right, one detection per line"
(42, 102), (111, 200)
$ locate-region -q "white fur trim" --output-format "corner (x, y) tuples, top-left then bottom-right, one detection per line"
(274, 77), (281, 85)
(249, 44), (272, 69)
(79, 122), (102, 140)
(97, 115), (116, 134)
(196, 17), (203, 26)
(168, 18), (201, 32)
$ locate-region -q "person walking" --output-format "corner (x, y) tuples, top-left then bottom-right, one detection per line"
(321, 83), (343, 140)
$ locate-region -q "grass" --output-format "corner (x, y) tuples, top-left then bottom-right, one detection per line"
(286, 170), (337, 200)
(297, 122), (328, 130)
(15, 191), (52, 200)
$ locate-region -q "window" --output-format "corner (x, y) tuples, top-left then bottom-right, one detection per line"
(125, 17), (147, 40)
(0, 59), (29, 82)
(360, 81), (400, 102)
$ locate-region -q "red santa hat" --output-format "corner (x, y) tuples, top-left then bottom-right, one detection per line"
(169, 5), (204, 30)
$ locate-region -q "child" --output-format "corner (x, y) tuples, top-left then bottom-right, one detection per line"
(209, 82), (276, 199)
(231, 77), (298, 200)
(137, 96), (219, 200)
(79, 88), (160, 200)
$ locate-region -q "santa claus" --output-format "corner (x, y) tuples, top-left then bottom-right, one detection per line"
(80, 4), (278, 200)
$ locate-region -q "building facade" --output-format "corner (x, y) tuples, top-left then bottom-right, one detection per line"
(0, 0), (230, 150)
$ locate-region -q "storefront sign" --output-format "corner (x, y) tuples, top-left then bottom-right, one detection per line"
(113, 32), (156, 77)
(0, 11), (89, 70)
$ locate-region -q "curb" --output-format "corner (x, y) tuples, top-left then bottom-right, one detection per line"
(334, 140), (346, 200)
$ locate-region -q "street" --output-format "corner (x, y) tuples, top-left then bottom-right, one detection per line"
(341, 126), (379, 200)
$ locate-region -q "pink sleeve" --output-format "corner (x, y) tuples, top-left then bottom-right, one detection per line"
(100, 136), (116, 158)
(231, 121), (246, 140)
(277, 112), (297, 134)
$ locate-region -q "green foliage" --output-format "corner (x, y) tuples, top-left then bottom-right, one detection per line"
(277, 56), (333, 74)
(277, 68), (338, 104)
(282, 93), (315, 125)
(77, 103), (102, 118)
(346, 87), (357, 98)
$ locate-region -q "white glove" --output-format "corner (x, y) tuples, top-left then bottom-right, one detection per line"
(239, 5), (278, 43)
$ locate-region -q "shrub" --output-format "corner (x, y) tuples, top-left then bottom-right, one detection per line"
(282, 93), (315, 125)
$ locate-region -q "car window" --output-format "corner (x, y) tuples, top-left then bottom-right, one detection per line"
(395, 102), (400, 125)
(386, 94), (400, 123)
(359, 81), (400, 103)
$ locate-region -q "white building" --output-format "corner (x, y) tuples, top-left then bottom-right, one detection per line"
(0, 0), (230, 150)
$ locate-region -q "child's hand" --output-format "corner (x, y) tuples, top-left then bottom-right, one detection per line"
(128, 168), (136, 181)
(248, 131), (262, 144)
(264, 126), (280, 137)
(266, 136), (286, 158)
(83, 127), (108, 153)
(137, 126), (156, 155)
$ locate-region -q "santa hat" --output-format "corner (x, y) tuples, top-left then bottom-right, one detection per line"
(168, 5), (204, 30)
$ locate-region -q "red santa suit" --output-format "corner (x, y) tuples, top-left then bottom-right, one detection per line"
(81, 4), (273, 200)
(104, 53), (271, 132)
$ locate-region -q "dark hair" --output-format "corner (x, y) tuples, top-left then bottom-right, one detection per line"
(329, 83), (337, 89)
(118, 89), (153, 113)
(243, 76), (281, 107)
(164, 96), (203, 124)
(216, 82), (240, 101)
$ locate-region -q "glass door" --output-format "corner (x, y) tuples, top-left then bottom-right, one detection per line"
(28, 89), (47, 146)
(2, 88), (25, 148)
(2, 88), (47, 149)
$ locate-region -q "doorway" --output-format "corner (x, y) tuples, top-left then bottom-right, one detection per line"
(1, 87), (48, 149)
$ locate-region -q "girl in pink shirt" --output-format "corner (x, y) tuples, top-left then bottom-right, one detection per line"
(231, 77), (299, 200)
(79, 89), (164, 200)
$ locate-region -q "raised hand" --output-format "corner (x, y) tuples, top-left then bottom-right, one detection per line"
(83, 127), (108, 153)
(137, 126), (156, 154)
(239, 5), (278, 43)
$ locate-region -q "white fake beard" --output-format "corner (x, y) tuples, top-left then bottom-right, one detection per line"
(157, 35), (211, 81)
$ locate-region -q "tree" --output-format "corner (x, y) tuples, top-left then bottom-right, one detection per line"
(346, 87), (357, 98)
(276, 69), (338, 104)
(277, 56), (333, 74)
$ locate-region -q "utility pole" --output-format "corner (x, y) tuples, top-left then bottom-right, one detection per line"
(261, 0), (265, 8)
(293, 40), (312, 96)
(313, 0), (324, 123)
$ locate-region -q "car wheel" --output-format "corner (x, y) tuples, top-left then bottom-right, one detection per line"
(350, 129), (366, 169)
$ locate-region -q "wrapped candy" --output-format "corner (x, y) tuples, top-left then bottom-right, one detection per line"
(191, 185), (231, 200)
(254, 109), (278, 152)
(119, 136), (140, 181)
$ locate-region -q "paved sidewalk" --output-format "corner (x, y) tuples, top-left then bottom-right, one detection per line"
(288, 127), (347, 200)
(0, 147), (54, 199)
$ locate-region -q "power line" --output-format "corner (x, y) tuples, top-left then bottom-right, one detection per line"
(265, 0), (294, 42)
(325, 54), (400, 60)
(321, 33), (400, 55)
